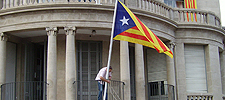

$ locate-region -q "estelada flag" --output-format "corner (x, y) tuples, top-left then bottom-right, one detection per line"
(113, 0), (173, 58)
(184, 0), (197, 22)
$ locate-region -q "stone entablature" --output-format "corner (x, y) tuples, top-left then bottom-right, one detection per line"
(0, 0), (221, 27)
(176, 28), (224, 49)
(0, 0), (223, 43)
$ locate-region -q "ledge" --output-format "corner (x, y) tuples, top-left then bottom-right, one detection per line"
(0, 3), (115, 16)
(177, 23), (225, 35)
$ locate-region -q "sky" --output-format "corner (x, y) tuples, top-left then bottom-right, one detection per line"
(220, 0), (225, 26)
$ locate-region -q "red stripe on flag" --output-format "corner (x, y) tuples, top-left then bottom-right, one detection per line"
(185, 0), (188, 8)
(154, 34), (168, 52)
(188, 0), (191, 8)
(119, 32), (149, 42)
(169, 51), (173, 55)
(154, 45), (160, 53)
(185, 0), (190, 21)
(186, 12), (189, 22)
(194, 13), (197, 22)
(133, 15), (168, 52)
(193, 0), (197, 22)
(134, 15), (154, 43)
(193, 0), (196, 9)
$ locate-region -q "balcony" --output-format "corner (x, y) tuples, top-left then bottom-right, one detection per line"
(73, 80), (125, 100)
(1, 80), (125, 100)
(148, 81), (175, 100)
(1, 80), (175, 100)
(137, 0), (221, 28)
(1, 81), (48, 100)
(0, 0), (221, 30)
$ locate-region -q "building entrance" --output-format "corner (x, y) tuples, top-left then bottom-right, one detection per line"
(2, 42), (47, 100)
(24, 42), (46, 100)
(77, 41), (102, 100)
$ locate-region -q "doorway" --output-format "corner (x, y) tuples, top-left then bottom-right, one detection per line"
(24, 42), (46, 100)
(77, 41), (102, 100)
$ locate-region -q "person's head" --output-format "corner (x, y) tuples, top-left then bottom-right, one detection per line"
(109, 66), (112, 72)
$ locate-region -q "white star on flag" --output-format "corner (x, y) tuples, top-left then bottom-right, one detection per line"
(120, 16), (129, 26)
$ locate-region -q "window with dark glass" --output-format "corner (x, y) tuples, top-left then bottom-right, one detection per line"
(164, 0), (184, 8)
(148, 81), (165, 96)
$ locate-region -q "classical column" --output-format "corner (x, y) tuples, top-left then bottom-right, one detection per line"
(0, 33), (7, 100)
(166, 42), (176, 100)
(64, 26), (76, 100)
(120, 41), (131, 100)
(135, 44), (146, 100)
(46, 27), (57, 100)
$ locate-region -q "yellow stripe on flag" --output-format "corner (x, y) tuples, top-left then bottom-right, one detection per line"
(114, 35), (155, 49)
(125, 28), (144, 36)
(194, 0), (197, 9)
(184, 0), (197, 22)
(115, 1), (173, 58)
(121, 0), (171, 54)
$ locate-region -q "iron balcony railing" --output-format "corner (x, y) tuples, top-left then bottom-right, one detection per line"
(148, 82), (175, 100)
(0, 80), (175, 100)
(1, 81), (48, 100)
(73, 80), (125, 100)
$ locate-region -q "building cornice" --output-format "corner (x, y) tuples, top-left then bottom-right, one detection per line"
(177, 23), (225, 36)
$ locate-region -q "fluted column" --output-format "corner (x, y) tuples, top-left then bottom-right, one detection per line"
(135, 44), (146, 100)
(46, 27), (57, 100)
(166, 42), (176, 100)
(0, 33), (7, 100)
(64, 26), (76, 100)
(120, 41), (131, 100)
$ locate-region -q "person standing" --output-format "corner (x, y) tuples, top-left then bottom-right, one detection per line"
(95, 66), (112, 100)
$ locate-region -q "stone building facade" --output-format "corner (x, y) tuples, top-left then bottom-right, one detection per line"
(0, 0), (224, 100)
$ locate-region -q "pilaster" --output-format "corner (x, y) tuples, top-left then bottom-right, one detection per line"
(174, 42), (187, 100)
(205, 44), (223, 100)
(220, 50), (225, 95)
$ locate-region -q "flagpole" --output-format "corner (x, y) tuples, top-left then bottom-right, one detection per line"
(103, 0), (118, 100)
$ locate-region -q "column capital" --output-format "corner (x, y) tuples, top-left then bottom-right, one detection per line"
(0, 33), (8, 41)
(64, 26), (76, 35)
(166, 42), (175, 49)
(46, 27), (58, 36)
